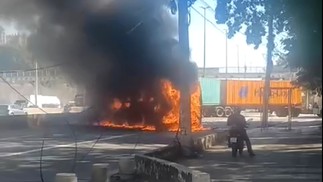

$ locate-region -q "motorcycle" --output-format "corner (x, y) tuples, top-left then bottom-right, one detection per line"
(228, 126), (244, 157)
(228, 119), (252, 157)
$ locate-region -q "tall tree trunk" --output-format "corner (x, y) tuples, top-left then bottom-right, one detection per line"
(262, 8), (274, 129)
(178, 0), (192, 134)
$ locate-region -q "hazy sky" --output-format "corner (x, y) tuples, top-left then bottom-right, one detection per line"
(1, 0), (267, 69)
(189, 0), (267, 69)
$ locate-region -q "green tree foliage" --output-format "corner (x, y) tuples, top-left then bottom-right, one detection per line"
(215, 0), (288, 48)
(283, 0), (322, 89)
(214, 0), (322, 88)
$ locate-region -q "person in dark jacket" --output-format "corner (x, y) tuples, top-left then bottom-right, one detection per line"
(227, 107), (255, 157)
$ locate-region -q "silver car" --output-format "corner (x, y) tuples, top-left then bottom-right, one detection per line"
(0, 104), (27, 116)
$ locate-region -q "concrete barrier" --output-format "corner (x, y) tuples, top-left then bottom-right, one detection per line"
(110, 132), (225, 181)
(135, 154), (211, 182)
(90, 163), (111, 182)
(145, 142), (181, 161)
(127, 131), (227, 182)
(118, 157), (136, 175)
(55, 173), (77, 182)
(107, 131), (221, 182)
(0, 113), (83, 130)
(24, 107), (63, 115)
(194, 131), (228, 152)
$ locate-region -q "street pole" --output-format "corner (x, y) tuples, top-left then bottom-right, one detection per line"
(237, 45), (240, 73)
(35, 60), (39, 107)
(202, 7), (206, 77)
(287, 68), (293, 130)
(225, 29), (228, 80)
(244, 53), (247, 78)
(287, 88), (292, 130)
(262, 7), (274, 129)
(178, 0), (191, 135)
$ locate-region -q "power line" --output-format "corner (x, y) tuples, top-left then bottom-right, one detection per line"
(191, 4), (242, 70)
(197, 0), (250, 40)
(0, 75), (78, 182)
(0, 63), (64, 74)
(192, 2), (267, 69)
(191, 5), (241, 50)
(191, 6), (225, 34)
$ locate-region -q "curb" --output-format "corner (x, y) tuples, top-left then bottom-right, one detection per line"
(194, 130), (228, 152)
(135, 154), (210, 182)
(144, 142), (181, 161)
(123, 131), (227, 182)
(54, 131), (227, 181)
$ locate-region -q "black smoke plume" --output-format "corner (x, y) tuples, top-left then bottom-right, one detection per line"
(0, 0), (198, 128)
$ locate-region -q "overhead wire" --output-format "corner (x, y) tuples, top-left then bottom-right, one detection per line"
(196, 0), (269, 68)
(128, 3), (185, 156)
(0, 3), (206, 176)
(0, 75), (78, 182)
(76, 118), (104, 162)
(191, 6), (226, 34)
(0, 63), (65, 74)
(0, 13), (150, 169)
(198, 0), (247, 38)
(191, 3), (250, 71)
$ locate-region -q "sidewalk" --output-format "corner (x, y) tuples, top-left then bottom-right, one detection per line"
(178, 125), (322, 182)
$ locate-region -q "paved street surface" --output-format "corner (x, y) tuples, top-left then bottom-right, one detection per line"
(0, 113), (321, 182)
(202, 113), (321, 129)
(0, 126), (176, 182)
(181, 116), (322, 182)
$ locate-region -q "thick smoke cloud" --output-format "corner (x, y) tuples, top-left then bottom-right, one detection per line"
(0, 0), (198, 127)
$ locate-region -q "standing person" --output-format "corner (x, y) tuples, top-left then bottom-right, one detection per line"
(227, 107), (255, 157)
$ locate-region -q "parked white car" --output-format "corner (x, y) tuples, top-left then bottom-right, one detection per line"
(0, 104), (28, 116)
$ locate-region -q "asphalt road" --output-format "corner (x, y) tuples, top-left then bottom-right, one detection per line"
(180, 117), (322, 182)
(0, 113), (320, 182)
(202, 113), (322, 129)
(0, 126), (177, 182)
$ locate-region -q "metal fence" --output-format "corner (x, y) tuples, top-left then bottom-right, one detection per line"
(0, 68), (60, 83)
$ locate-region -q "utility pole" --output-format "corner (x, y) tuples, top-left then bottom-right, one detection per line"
(262, 6), (274, 129)
(178, 0), (194, 156)
(287, 88), (292, 130)
(178, 0), (191, 135)
(237, 45), (240, 73)
(287, 68), (293, 130)
(201, 6), (210, 77)
(35, 59), (39, 107)
(225, 29), (228, 80)
(244, 53), (247, 78)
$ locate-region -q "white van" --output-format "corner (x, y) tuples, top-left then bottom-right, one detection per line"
(27, 95), (61, 108)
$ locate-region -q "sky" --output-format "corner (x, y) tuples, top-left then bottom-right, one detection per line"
(189, 0), (267, 69)
(1, 0), (268, 71)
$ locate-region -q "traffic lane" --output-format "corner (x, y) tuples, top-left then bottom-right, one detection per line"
(179, 131), (322, 181)
(0, 128), (43, 140)
(0, 130), (174, 182)
(182, 143), (322, 181)
(0, 125), (177, 158)
(202, 114), (322, 129)
(0, 127), (135, 154)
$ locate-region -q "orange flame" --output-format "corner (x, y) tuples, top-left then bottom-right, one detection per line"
(100, 80), (203, 132)
(160, 80), (203, 132)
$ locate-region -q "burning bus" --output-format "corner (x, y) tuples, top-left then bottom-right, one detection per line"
(72, 80), (203, 132)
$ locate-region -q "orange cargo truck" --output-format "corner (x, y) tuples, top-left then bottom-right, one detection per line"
(200, 78), (302, 117)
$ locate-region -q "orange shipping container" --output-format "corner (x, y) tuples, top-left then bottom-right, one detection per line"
(225, 80), (302, 107)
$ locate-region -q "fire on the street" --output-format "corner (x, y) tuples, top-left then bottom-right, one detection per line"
(100, 80), (204, 132)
